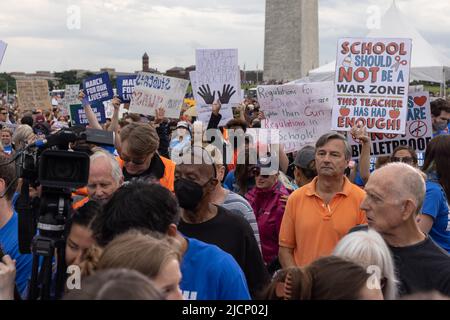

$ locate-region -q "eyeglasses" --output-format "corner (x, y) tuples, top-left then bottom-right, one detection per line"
(391, 157), (414, 164)
(0, 112), (8, 115)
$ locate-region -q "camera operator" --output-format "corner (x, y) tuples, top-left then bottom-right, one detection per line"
(0, 155), (32, 296)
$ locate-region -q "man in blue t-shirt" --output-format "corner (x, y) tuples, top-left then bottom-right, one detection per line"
(92, 181), (251, 300)
(181, 237), (250, 300)
(0, 155), (33, 296)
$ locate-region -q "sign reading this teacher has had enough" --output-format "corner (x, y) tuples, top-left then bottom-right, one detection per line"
(332, 38), (412, 134)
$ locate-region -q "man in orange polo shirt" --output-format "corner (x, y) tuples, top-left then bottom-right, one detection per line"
(278, 132), (366, 267)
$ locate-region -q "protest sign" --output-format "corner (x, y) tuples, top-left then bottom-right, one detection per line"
(257, 82), (334, 153)
(70, 103), (106, 126)
(129, 72), (189, 118)
(349, 91), (432, 159)
(61, 84), (80, 116)
(190, 70), (234, 126)
(192, 48), (241, 126)
(116, 75), (137, 103)
(332, 38), (412, 134)
(195, 49), (241, 105)
(16, 79), (52, 111)
(0, 40), (7, 66)
(82, 72), (114, 104)
(104, 101), (127, 119)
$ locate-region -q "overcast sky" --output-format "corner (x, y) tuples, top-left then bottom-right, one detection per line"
(0, 0), (449, 73)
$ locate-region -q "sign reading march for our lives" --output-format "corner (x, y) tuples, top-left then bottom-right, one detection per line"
(69, 103), (106, 126)
(257, 82), (334, 153)
(193, 48), (241, 126)
(116, 75), (137, 103)
(0, 40), (7, 66)
(332, 38), (412, 134)
(82, 72), (114, 104)
(129, 72), (189, 119)
(349, 91), (432, 159)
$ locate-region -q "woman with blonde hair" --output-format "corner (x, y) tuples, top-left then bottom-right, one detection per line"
(333, 229), (398, 300)
(12, 124), (36, 151)
(96, 230), (183, 300)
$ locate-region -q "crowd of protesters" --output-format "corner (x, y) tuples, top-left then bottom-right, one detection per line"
(0, 87), (449, 301)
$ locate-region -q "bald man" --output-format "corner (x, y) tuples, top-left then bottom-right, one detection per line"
(174, 147), (269, 298)
(361, 162), (450, 297)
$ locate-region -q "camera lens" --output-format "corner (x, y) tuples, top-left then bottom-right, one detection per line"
(50, 159), (79, 180)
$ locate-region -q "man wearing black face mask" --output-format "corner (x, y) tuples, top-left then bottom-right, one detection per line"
(176, 147), (270, 299)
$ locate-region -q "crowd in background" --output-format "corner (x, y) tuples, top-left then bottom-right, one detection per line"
(0, 87), (449, 301)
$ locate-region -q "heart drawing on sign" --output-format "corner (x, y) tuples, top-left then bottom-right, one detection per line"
(413, 96), (427, 106)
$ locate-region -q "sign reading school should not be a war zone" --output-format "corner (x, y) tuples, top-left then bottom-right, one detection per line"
(69, 103), (106, 126)
(257, 82), (334, 153)
(83, 72), (114, 104)
(332, 38), (412, 134)
(129, 72), (189, 119)
(349, 91), (432, 159)
(116, 75), (137, 103)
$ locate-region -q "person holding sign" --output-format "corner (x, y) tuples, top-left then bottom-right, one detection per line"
(349, 124), (371, 186)
(278, 133), (367, 267)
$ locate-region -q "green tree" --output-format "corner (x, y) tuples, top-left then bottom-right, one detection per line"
(54, 70), (78, 87)
(0, 73), (16, 93)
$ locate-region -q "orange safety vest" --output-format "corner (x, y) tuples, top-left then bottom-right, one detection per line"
(72, 155), (176, 210)
(72, 187), (89, 210)
(117, 155), (176, 192)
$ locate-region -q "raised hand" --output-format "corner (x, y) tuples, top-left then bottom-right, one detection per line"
(257, 111), (266, 120)
(111, 97), (122, 110)
(351, 123), (370, 144)
(0, 255), (16, 300)
(198, 84), (215, 104)
(78, 90), (90, 106)
(212, 100), (222, 115)
(154, 107), (166, 124)
(218, 84), (236, 104)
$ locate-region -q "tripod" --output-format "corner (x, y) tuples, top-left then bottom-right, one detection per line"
(17, 180), (71, 300)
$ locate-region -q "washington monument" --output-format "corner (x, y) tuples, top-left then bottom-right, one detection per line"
(263, 0), (319, 82)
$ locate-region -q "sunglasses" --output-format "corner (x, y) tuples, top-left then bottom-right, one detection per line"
(0, 112), (8, 115)
(391, 157), (414, 164)
(252, 167), (274, 178)
(121, 153), (152, 165)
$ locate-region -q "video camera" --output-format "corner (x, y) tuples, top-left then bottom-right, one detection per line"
(14, 127), (114, 300)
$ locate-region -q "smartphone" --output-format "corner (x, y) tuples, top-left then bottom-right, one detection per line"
(0, 245), (4, 260)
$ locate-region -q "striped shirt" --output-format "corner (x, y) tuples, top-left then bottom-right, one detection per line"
(221, 190), (262, 252)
